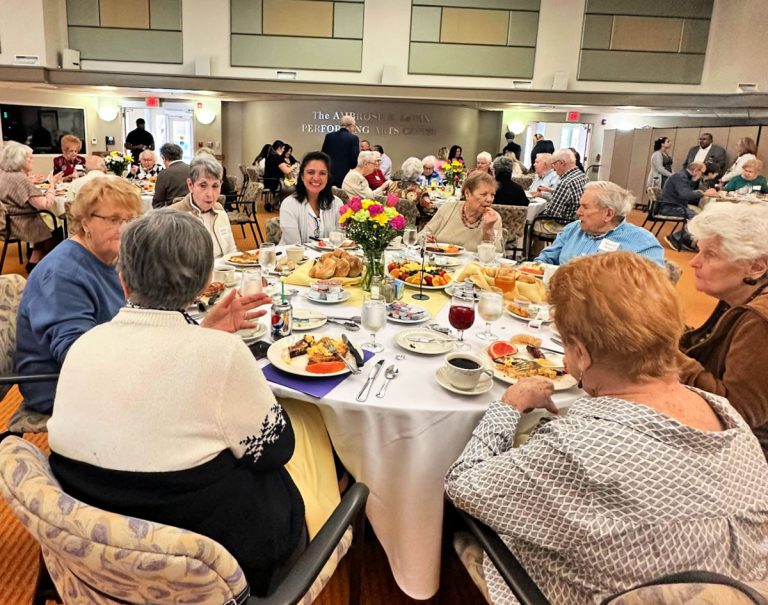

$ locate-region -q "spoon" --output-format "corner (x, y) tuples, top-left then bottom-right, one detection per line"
(376, 365), (399, 398)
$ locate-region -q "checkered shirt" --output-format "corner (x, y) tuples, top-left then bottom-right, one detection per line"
(542, 167), (586, 220)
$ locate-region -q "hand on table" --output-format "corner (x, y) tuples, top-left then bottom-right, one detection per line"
(703, 188), (719, 197)
(501, 376), (558, 414)
(537, 185), (553, 193)
(201, 289), (272, 333)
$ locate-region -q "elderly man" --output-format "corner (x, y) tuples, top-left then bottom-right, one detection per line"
(534, 148), (587, 236)
(66, 155), (108, 203)
(659, 161), (717, 251)
(152, 143), (189, 209)
(528, 153), (560, 199)
(360, 139), (371, 152)
(418, 155), (443, 187)
(128, 149), (163, 180)
(170, 154), (236, 258)
(342, 150), (390, 199)
(535, 181), (664, 267)
(373, 144), (392, 179)
(683, 132), (727, 179)
(321, 114), (359, 187)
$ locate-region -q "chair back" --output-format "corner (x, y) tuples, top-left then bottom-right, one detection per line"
(246, 166), (259, 183)
(331, 187), (349, 203)
(0, 437), (249, 605)
(0, 274), (26, 400)
(394, 198), (419, 228)
(241, 181), (264, 204)
(492, 205), (527, 248)
(265, 217), (282, 244)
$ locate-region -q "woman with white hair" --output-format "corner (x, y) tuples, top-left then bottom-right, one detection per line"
(535, 181), (664, 266)
(341, 150), (390, 199)
(170, 153), (237, 258)
(678, 202), (768, 459)
(418, 155), (443, 187)
(394, 156), (424, 202)
(470, 151), (494, 177)
(364, 150), (387, 190)
(0, 141), (63, 271)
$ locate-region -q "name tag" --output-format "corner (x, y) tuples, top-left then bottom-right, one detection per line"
(218, 227), (230, 238)
(598, 238), (620, 252)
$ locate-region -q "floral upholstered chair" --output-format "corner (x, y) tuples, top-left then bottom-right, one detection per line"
(0, 436), (368, 605)
(265, 217), (282, 244)
(492, 205), (527, 259)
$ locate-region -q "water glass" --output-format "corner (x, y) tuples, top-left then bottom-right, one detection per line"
(329, 229), (345, 249)
(403, 227), (418, 251)
(477, 292), (503, 340)
(448, 294), (475, 350)
(361, 297), (387, 353)
(477, 239), (497, 265)
(259, 243), (277, 285)
(240, 268), (263, 296)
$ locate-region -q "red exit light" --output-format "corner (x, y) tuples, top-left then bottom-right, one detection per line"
(566, 111), (580, 122)
(146, 97), (159, 107)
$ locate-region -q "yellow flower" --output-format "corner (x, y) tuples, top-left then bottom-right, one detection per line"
(374, 213), (388, 226)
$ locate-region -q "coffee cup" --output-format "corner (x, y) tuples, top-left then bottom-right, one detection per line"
(444, 353), (493, 390)
(286, 245), (305, 262)
(212, 266), (236, 285)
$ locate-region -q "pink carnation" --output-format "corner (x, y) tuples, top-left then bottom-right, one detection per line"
(389, 215), (406, 230)
(348, 196), (362, 211)
(386, 194), (399, 207)
(368, 203), (384, 216)
(339, 204), (350, 215)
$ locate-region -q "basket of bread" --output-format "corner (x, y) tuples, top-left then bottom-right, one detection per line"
(308, 249), (363, 283)
(455, 263), (547, 304)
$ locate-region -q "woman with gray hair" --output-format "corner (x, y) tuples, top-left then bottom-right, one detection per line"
(47, 209), (340, 597)
(418, 155), (443, 187)
(470, 151), (494, 177)
(492, 155), (528, 206)
(170, 153), (237, 258)
(341, 149), (390, 199)
(535, 181), (664, 266)
(678, 201), (768, 459)
(0, 141), (63, 270)
(394, 156), (424, 202)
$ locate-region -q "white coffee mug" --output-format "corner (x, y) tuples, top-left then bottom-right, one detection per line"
(444, 353), (493, 390)
(286, 245), (305, 262)
(212, 266), (236, 285)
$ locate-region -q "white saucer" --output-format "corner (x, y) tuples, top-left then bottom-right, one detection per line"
(237, 322), (267, 344)
(435, 367), (493, 395)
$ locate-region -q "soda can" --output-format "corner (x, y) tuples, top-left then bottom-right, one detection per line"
(271, 298), (293, 341)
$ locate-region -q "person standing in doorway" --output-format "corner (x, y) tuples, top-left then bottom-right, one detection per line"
(125, 118), (155, 162)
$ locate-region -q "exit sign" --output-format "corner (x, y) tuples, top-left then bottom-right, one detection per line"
(566, 111), (580, 122)
(146, 97), (159, 107)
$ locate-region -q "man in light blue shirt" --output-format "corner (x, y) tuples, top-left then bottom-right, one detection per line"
(528, 153), (560, 199)
(535, 181), (664, 267)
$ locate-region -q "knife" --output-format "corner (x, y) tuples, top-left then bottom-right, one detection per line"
(342, 334), (364, 367)
(356, 359), (384, 402)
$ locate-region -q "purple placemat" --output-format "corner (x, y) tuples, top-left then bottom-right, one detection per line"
(263, 350), (374, 398)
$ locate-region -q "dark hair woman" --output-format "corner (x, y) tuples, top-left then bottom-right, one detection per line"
(648, 137), (673, 189)
(279, 151), (344, 245)
(448, 145), (464, 163)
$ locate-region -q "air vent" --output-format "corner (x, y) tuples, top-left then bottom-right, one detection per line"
(13, 55), (40, 66)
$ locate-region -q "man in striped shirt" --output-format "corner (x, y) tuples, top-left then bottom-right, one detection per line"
(535, 181), (664, 267)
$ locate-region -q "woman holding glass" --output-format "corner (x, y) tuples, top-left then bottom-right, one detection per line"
(279, 151), (344, 245)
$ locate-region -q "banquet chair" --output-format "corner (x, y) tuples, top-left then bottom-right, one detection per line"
(226, 182), (265, 245)
(332, 187), (349, 203)
(262, 178), (282, 212)
(265, 217), (282, 244)
(0, 436), (370, 605)
(492, 205), (527, 260)
(238, 164), (250, 197)
(641, 187), (687, 242)
(526, 215), (574, 260)
(0, 208), (60, 274)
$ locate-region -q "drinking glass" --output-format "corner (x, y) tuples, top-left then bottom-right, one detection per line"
(477, 292), (503, 341)
(259, 243), (277, 287)
(329, 229), (345, 249)
(448, 293), (475, 350)
(477, 239), (497, 266)
(240, 268), (263, 296)
(403, 227), (418, 257)
(361, 297), (387, 353)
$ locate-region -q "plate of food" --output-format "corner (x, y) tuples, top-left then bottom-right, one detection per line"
(224, 250), (260, 267)
(425, 243), (464, 256)
(395, 328), (455, 355)
(505, 303), (553, 323)
(308, 251), (363, 283)
(444, 283), (482, 301)
(430, 255), (464, 268)
(292, 309), (328, 331)
(196, 281), (226, 307)
(272, 256), (309, 275)
(486, 336), (575, 390)
(387, 260), (453, 289)
(305, 281), (351, 304)
(307, 239), (357, 252)
(386, 301), (432, 324)
(267, 334), (356, 377)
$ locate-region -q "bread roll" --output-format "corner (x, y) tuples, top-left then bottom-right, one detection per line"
(310, 258), (337, 279)
(347, 255), (363, 278)
(333, 258), (351, 277)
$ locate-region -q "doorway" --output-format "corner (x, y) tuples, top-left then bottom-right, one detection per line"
(522, 122), (592, 169)
(122, 107), (194, 163)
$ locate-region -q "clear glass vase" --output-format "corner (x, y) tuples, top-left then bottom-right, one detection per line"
(361, 250), (385, 292)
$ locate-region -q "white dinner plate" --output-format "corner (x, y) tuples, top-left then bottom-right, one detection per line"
(303, 290), (351, 304)
(391, 271), (452, 290)
(271, 257), (310, 275)
(435, 366), (493, 396)
(223, 250), (261, 268)
(386, 305), (432, 324)
(444, 284), (481, 301)
(504, 305), (553, 323)
(306, 240), (357, 252)
(395, 328), (455, 355)
(292, 309), (328, 331)
(430, 256), (463, 268)
(486, 343), (576, 391)
(266, 334), (356, 378)
(237, 322), (267, 344)
(425, 243), (464, 256)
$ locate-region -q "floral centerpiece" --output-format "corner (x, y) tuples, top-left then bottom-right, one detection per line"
(104, 151), (133, 177)
(441, 159), (465, 194)
(339, 194), (406, 291)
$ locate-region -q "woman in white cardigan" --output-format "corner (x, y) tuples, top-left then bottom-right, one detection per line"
(341, 150), (391, 199)
(279, 151), (343, 245)
(720, 137), (757, 183)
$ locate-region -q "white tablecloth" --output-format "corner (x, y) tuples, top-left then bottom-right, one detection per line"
(245, 249), (580, 599)
(527, 198), (547, 222)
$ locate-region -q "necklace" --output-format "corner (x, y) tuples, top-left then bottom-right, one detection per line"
(461, 205), (481, 229)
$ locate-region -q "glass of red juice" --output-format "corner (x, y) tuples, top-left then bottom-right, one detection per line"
(448, 294), (475, 350)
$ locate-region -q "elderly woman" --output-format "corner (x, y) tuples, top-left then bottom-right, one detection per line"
(52, 134), (86, 181)
(170, 154), (237, 258)
(528, 152), (559, 198)
(47, 209), (340, 597)
(418, 155), (443, 187)
(723, 158), (768, 193)
(279, 151), (343, 245)
(393, 156), (424, 203)
(0, 141), (62, 271)
(447, 251), (768, 605)
(342, 150), (390, 199)
(470, 151), (494, 177)
(419, 171), (501, 252)
(128, 149), (163, 180)
(364, 150), (387, 190)
(492, 156), (528, 206)
(647, 136), (674, 189)
(720, 137), (758, 184)
(535, 181), (664, 266)
(678, 202), (768, 459)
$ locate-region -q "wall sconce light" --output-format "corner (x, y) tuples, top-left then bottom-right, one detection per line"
(195, 108), (216, 125)
(97, 103), (119, 122)
(507, 120), (526, 135)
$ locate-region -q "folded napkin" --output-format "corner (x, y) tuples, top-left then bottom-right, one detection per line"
(263, 350), (374, 398)
(281, 259), (362, 287)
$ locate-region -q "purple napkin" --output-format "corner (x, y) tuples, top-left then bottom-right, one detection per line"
(263, 350), (374, 398)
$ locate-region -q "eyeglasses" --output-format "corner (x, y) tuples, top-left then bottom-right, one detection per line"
(92, 214), (136, 227)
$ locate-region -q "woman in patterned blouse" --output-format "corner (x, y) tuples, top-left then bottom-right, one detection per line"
(51, 134), (86, 182)
(446, 251), (768, 605)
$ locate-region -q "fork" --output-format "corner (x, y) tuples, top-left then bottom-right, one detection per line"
(326, 344), (361, 375)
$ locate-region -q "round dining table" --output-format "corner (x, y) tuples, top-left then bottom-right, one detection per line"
(239, 246), (581, 599)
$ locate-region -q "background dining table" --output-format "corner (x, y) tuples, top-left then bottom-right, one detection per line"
(242, 246), (581, 599)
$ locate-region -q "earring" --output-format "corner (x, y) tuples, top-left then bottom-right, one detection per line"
(743, 277), (758, 285)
